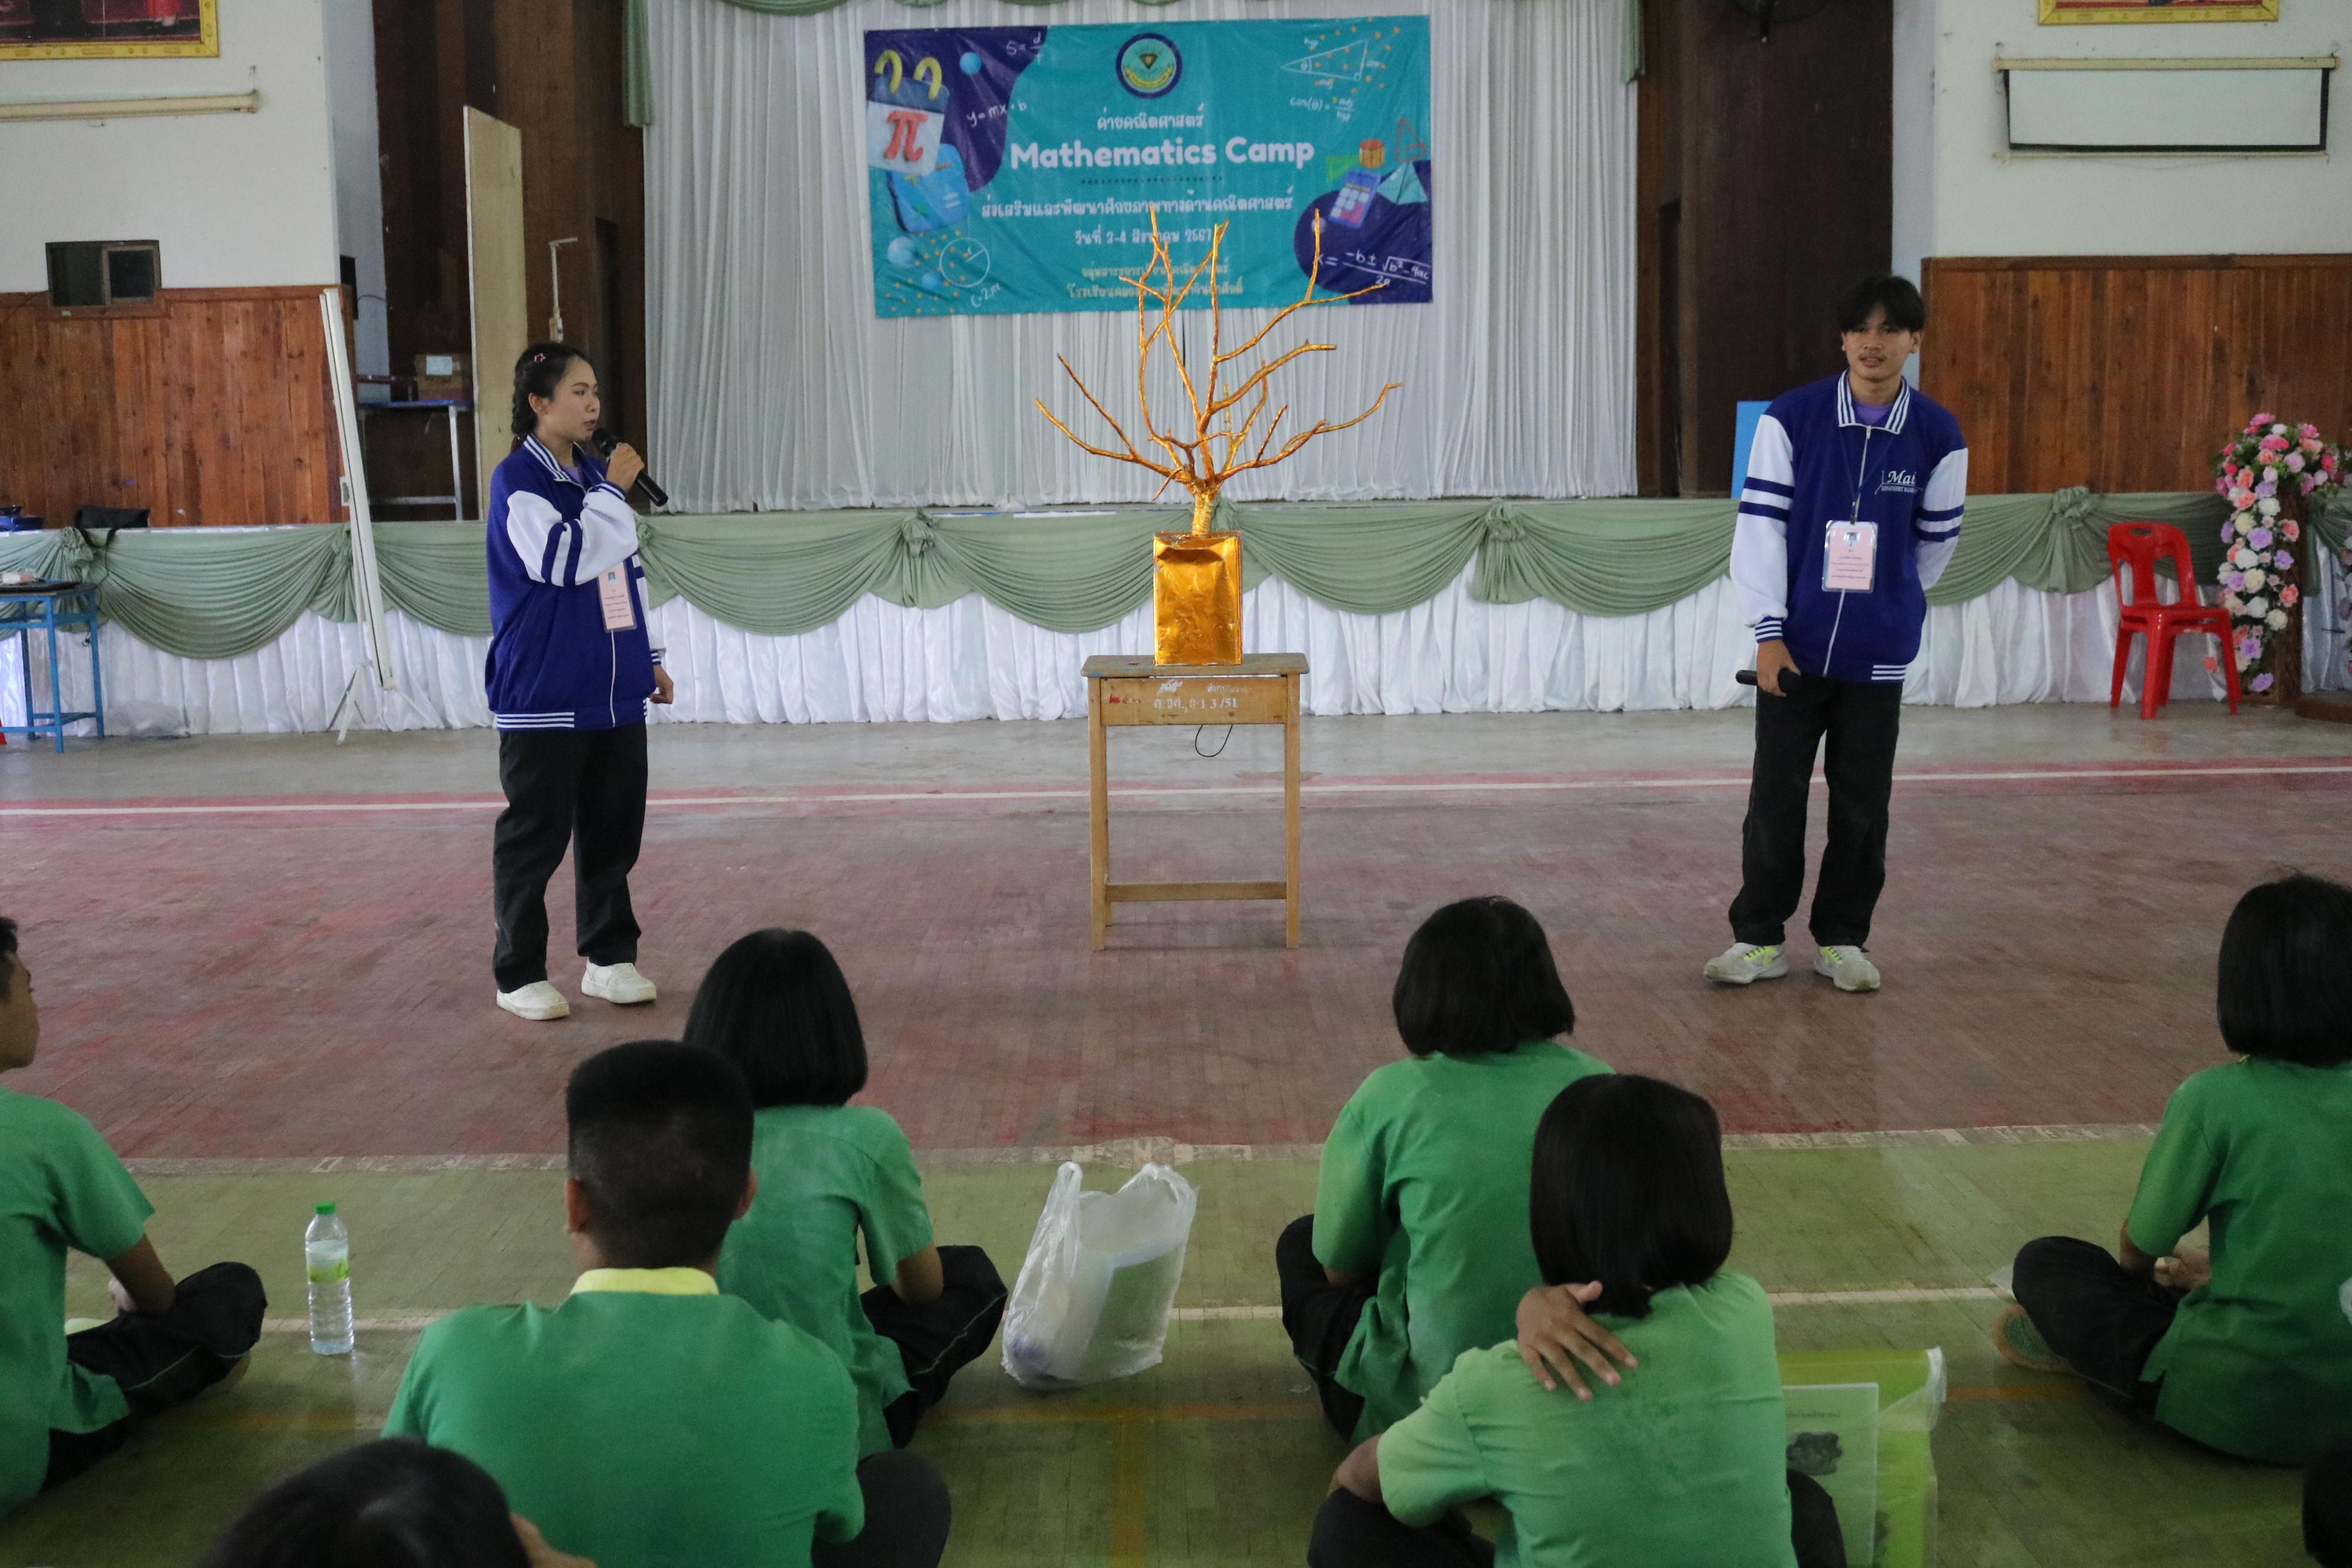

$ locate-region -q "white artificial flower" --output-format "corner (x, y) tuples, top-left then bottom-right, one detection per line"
(2259, 498), (2282, 517)
(2234, 547), (2259, 569)
(2268, 609), (2291, 630)
(2223, 594), (2245, 613)
(2247, 596), (2271, 616)
(2273, 423), (2291, 435)
(2244, 570), (2266, 592)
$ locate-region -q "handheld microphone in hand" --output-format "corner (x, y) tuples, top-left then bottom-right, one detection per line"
(590, 429), (668, 509)
(1735, 668), (1803, 691)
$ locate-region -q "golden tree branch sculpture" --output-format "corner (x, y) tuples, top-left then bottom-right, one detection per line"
(1036, 211), (1403, 534)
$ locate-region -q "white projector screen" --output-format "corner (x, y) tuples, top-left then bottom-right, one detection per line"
(2005, 66), (2328, 153)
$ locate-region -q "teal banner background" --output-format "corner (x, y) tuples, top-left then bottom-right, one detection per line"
(865, 16), (1432, 318)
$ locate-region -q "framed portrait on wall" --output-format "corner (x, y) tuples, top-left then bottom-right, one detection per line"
(2039, 0), (2278, 21)
(0, 0), (219, 60)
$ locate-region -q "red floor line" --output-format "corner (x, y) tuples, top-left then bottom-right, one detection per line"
(5, 759), (2348, 818)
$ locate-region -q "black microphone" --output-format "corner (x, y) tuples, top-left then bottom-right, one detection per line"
(590, 429), (668, 509)
(1735, 668), (1803, 691)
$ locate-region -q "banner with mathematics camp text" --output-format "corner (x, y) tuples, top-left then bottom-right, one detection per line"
(864, 17), (1432, 318)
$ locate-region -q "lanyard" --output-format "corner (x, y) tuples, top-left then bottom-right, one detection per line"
(1846, 423), (1876, 525)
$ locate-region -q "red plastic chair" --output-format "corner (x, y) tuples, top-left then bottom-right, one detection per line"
(2108, 522), (2240, 719)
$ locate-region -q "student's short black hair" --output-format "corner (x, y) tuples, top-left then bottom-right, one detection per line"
(511, 340), (593, 439)
(0, 916), (17, 1000)
(682, 929), (869, 1108)
(1530, 1074), (1734, 1319)
(2216, 873), (2352, 1067)
(195, 1438), (530, 1568)
(1391, 896), (1576, 1058)
(565, 1040), (753, 1268)
(1835, 274), (1926, 335)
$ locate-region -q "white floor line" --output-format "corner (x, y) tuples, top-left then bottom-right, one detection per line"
(123, 1123), (2153, 1178)
(256, 1285), (2003, 1339)
(9, 760), (2350, 819)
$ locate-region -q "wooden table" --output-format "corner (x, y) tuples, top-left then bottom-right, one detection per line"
(1082, 653), (1305, 949)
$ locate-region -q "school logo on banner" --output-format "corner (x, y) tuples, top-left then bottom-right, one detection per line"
(863, 17), (1433, 318)
(1116, 33), (1182, 97)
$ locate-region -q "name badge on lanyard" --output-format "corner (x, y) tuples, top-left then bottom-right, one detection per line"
(1822, 520), (1878, 593)
(599, 566), (637, 631)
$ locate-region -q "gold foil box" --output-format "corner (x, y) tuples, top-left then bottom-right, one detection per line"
(1152, 530), (1243, 666)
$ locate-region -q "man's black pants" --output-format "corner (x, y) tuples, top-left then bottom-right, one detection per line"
(2010, 1236), (2174, 1413)
(45, 1262), (267, 1489)
(1306, 1471), (1846, 1568)
(1729, 677), (1903, 949)
(863, 1244), (1010, 1448)
(492, 724), (648, 992)
(811, 1450), (953, 1568)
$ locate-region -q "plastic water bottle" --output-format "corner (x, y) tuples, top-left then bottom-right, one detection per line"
(305, 1203), (353, 1355)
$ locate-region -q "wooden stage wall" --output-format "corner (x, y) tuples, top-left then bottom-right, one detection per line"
(1922, 254), (2352, 495)
(0, 285), (344, 528)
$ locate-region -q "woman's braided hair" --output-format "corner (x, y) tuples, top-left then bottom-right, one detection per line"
(509, 341), (592, 439)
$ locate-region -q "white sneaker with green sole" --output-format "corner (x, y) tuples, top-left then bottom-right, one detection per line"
(1703, 943), (1789, 985)
(1813, 946), (1882, 992)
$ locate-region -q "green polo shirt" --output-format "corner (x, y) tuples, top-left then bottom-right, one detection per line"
(1314, 1040), (1614, 1439)
(718, 1104), (934, 1455)
(1378, 1272), (1796, 1568)
(2126, 1057), (2352, 1464)
(384, 1268), (863, 1567)
(0, 1084), (153, 1518)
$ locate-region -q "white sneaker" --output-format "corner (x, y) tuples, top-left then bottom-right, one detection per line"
(497, 981), (571, 1021)
(1813, 946), (1882, 993)
(582, 961), (657, 1005)
(1704, 943), (1789, 985)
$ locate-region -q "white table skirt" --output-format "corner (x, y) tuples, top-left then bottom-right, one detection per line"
(5, 560), (2346, 737)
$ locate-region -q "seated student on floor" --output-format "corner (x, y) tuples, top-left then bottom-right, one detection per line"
(384, 1040), (951, 1568)
(1310, 1073), (1844, 1568)
(1278, 896), (1613, 1440)
(685, 928), (1006, 1454)
(1997, 872), (2352, 1467)
(199, 1437), (590, 1568)
(0, 916), (266, 1520)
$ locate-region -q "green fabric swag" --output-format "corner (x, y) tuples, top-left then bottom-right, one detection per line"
(2, 491), (2337, 664)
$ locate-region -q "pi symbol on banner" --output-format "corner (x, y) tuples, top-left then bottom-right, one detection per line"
(866, 100), (945, 178)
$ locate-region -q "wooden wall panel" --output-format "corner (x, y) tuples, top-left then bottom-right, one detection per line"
(0, 287), (344, 527)
(1923, 256), (2352, 494)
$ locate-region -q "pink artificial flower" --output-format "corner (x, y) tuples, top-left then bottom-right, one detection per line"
(2253, 673), (2275, 693)
(2304, 475), (2320, 496)
(2261, 436), (2290, 454)
(2252, 411), (2276, 428)
(2302, 423), (2321, 439)
(2282, 585), (2301, 607)
(2230, 490), (2255, 509)
(2284, 520), (2301, 541)
(2288, 452), (2307, 473)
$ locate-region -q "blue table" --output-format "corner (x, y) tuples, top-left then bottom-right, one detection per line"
(1, 582), (104, 752)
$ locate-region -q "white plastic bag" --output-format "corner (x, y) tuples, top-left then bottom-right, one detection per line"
(999, 1161), (1198, 1388)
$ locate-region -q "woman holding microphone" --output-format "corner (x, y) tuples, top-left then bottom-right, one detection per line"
(486, 342), (673, 1021)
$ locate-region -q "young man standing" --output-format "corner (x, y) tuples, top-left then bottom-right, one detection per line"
(1704, 276), (1968, 994)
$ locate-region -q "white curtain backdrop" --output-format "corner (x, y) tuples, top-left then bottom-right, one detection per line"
(644, 0), (1638, 510)
(8, 561), (2345, 737)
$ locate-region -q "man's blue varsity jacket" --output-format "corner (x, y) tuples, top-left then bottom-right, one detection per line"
(1731, 374), (1969, 685)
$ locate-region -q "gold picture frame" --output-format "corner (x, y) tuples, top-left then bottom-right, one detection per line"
(0, 0), (219, 61)
(2040, 0), (2278, 22)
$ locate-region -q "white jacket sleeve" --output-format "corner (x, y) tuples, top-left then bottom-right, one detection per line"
(500, 483), (642, 589)
(1730, 414), (1794, 641)
(1913, 447), (1968, 593)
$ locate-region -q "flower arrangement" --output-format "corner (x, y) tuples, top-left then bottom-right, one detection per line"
(2214, 415), (2343, 695)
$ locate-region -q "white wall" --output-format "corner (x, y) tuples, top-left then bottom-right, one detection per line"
(322, 0), (388, 380)
(1893, 0), (2352, 266)
(0, 0), (338, 290)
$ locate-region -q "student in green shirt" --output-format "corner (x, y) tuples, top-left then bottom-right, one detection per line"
(1998, 873), (2352, 1466)
(197, 1438), (591, 1568)
(686, 928), (1005, 1453)
(1278, 896), (1614, 1440)
(0, 916), (266, 1521)
(1309, 1073), (1845, 1568)
(383, 1040), (952, 1568)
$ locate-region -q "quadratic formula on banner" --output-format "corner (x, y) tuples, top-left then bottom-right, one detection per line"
(864, 18), (1432, 319)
